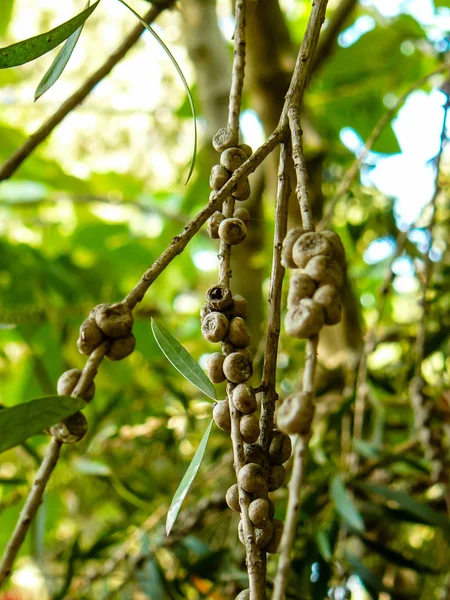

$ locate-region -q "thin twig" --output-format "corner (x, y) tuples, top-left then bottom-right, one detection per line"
(0, 2), (174, 182)
(288, 108), (314, 231)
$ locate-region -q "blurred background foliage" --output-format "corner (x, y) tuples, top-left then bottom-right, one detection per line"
(0, 0), (450, 598)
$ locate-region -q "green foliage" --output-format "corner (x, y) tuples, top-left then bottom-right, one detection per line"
(0, 0), (14, 37)
(330, 475), (365, 533)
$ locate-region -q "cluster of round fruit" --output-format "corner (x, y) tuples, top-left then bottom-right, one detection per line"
(51, 303), (135, 444)
(206, 140), (253, 243)
(281, 228), (346, 339)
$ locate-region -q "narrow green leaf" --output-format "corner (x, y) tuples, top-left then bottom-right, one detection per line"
(166, 419), (213, 535)
(35, 1), (90, 101)
(0, 395), (86, 453)
(73, 457), (111, 477)
(355, 482), (450, 535)
(330, 475), (365, 533)
(0, 0), (14, 37)
(115, 0), (197, 183)
(136, 555), (165, 598)
(0, 1), (101, 69)
(315, 530), (333, 562)
(151, 319), (216, 400)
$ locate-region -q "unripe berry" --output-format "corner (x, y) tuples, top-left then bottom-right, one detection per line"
(91, 302), (133, 339)
(213, 400), (231, 432)
(240, 414), (260, 443)
(269, 430), (292, 465)
(77, 318), (103, 356)
(50, 411), (88, 444)
(106, 334), (136, 361)
(223, 352), (252, 383)
(207, 352), (226, 384)
(57, 369), (95, 403)
(277, 392), (314, 435)
(268, 464), (286, 491)
(227, 317), (250, 348)
(281, 227), (304, 269)
(292, 232), (333, 269)
(226, 483), (241, 512)
(232, 177), (251, 201)
(249, 498), (270, 527)
(304, 255), (344, 289)
(220, 147), (247, 172)
(233, 207), (250, 223)
(207, 211), (224, 239)
(284, 299), (324, 339)
(244, 443), (264, 466)
(201, 312), (229, 343)
(287, 272), (316, 310)
(209, 164), (231, 190)
(238, 462), (265, 494)
(232, 384), (257, 414)
(206, 284), (233, 311)
(212, 127), (236, 153)
(265, 519), (284, 553)
(218, 218), (247, 245)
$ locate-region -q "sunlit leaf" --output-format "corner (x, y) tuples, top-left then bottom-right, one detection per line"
(0, 395), (86, 453)
(330, 475), (365, 533)
(0, 1), (100, 69)
(73, 457), (112, 477)
(0, 0), (14, 37)
(166, 419), (213, 535)
(35, 1), (90, 101)
(151, 319), (216, 400)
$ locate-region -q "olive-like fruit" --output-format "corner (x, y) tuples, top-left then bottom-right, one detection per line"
(209, 164), (231, 190)
(207, 352), (226, 383)
(207, 211), (225, 239)
(106, 334), (136, 361)
(220, 147), (247, 172)
(240, 414), (260, 443)
(223, 352), (252, 384)
(201, 312), (229, 343)
(232, 177), (251, 201)
(269, 430), (292, 465)
(218, 218), (247, 245)
(213, 400), (231, 432)
(292, 232), (333, 269)
(277, 392), (314, 435)
(281, 227), (304, 269)
(226, 483), (241, 512)
(230, 295), (248, 320)
(321, 230), (346, 265)
(212, 127), (236, 153)
(313, 284), (342, 325)
(287, 271), (316, 310)
(268, 464), (286, 491)
(233, 207), (250, 223)
(238, 462), (265, 494)
(249, 498), (270, 527)
(57, 369), (95, 403)
(227, 317), (250, 348)
(265, 519), (284, 553)
(238, 519), (273, 549)
(244, 443), (264, 466)
(284, 299), (324, 339)
(206, 284), (233, 311)
(232, 384), (257, 414)
(91, 302), (133, 339)
(304, 256), (344, 289)
(50, 411), (88, 444)
(77, 318), (103, 356)
(239, 143), (253, 158)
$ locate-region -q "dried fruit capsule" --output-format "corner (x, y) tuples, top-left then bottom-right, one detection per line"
(220, 147), (247, 172)
(292, 232), (333, 269)
(226, 483), (241, 512)
(223, 352), (252, 384)
(249, 498), (270, 527)
(106, 334), (136, 361)
(92, 302), (133, 339)
(277, 392), (314, 435)
(230, 295), (248, 319)
(321, 230), (346, 265)
(209, 164), (231, 190)
(304, 255), (344, 289)
(227, 317), (250, 348)
(281, 227), (304, 269)
(206, 284), (233, 311)
(235, 590), (250, 600)
(218, 218), (247, 245)
(57, 369), (95, 403)
(238, 462), (265, 494)
(244, 443), (264, 466)
(213, 400), (231, 432)
(212, 127), (236, 153)
(284, 298), (324, 339)
(269, 430), (292, 465)
(287, 271), (317, 310)
(201, 312), (229, 343)
(207, 211), (224, 239)
(240, 414), (260, 443)
(239, 143), (253, 158)
(232, 177), (251, 201)
(50, 411), (88, 444)
(233, 207), (250, 223)
(313, 284), (342, 325)
(77, 318), (103, 356)
(232, 384), (257, 414)
(268, 464), (286, 491)
(207, 352), (226, 384)
(265, 519), (284, 553)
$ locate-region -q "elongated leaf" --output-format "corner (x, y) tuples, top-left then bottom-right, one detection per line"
(0, 395), (86, 453)
(330, 475), (365, 533)
(315, 530), (333, 562)
(0, 0), (14, 37)
(347, 553), (418, 599)
(355, 482), (450, 535)
(0, 1), (101, 69)
(115, 0), (197, 183)
(151, 319), (216, 400)
(35, 1), (90, 100)
(166, 419), (213, 535)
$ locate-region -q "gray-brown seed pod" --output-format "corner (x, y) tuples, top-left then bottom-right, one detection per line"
(235, 590), (250, 600)
(77, 318), (104, 356)
(281, 227), (304, 269)
(106, 334), (136, 361)
(268, 464), (286, 492)
(212, 127), (236, 153)
(238, 519), (273, 549)
(225, 483), (241, 512)
(265, 519), (284, 554)
(230, 295), (248, 320)
(207, 352), (226, 384)
(321, 230), (346, 265)
(232, 177), (251, 201)
(57, 369), (95, 403)
(238, 462), (265, 494)
(220, 147), (247, 172)
(207, 211), (224, 239)
(284, 298), (325, 339)
(233, 207), (250, 223)
(223, 352), (252, 384)
(292, 232), (333, 269)
(227, 317), (251, 348)
(248, 498), (270, 527)
(239, 143), (253, 158)
(213, 400), (231, 432)
(304, 255), (344, 289)
(277, 392), (314, 435)
(200, 304), (212, 321)
(206, 284), (233, 311)
(232, 384), (257, 414)
(287, 271), (317, 310)
(209, 164), (231, 190)
(92, 302), (133, 339)
(218, 218), (247, 245)
(201, 312), (229, 343)
(240, 414), (260, 444)
(244, 443), (264, 466)
(269, 430), (292, 465)
(313, 284), (342, 326)
(50, 411), (88, 444)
